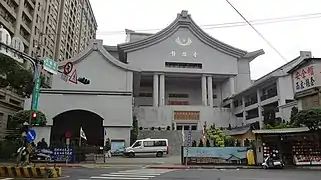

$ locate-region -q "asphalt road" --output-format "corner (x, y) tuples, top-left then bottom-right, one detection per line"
(155, 169), (321, 180)
(2, 167), (321, 180)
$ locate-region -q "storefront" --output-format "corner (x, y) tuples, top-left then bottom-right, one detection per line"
(254, 127), (321, 165)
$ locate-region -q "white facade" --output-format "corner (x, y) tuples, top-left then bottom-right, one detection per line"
(230, 51), (312, 128)
(119, 10), (264, 131)
(28, 10), (268, 146)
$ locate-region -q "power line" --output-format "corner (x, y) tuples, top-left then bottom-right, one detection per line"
(224, 0), (288, 62)
(96, 12), (321, 36)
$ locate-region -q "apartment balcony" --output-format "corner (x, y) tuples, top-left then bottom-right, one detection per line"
(0, 1), (17, 19)
(260, 90), (278, 102)
(245, 100), (258, 107)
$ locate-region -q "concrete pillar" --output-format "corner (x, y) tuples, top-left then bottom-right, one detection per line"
(229, 77), (236, 95)
(242, 96), (246, 124)
(159, 74), (165, 106)
(202, 75), (207, 106)
(207, 76), (213, 107)
(15, 0), (25, 35)
(153, 74), (159, 107)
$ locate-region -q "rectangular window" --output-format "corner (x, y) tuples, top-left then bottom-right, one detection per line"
(168, 94), (189, 98)
(6, 115), (15, 130)
(154, 141), (166, 146)
(139, 93), (152, 97)
(143, 141), (154, 147)
(165, 62), (202, 69)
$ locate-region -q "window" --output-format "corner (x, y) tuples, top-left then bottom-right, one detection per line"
(154, 141), (166, 146)
(143, 141), (154, 147)
(177, 124), (198, 131)
(139, 93), (152, 97)
(132, 141), (141, 147)
(169, 94), (189, 98)
(6, 115), (15, 130)
(165, 62), (202, 69)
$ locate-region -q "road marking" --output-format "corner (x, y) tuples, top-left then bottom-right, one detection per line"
(90, 177), (149, 179)
(0, 178), (14, 180)
(110, 172), (161, 176)
(101, 174), (155, 178)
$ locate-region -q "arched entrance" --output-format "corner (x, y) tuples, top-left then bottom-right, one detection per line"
(51, 110), (104, 146)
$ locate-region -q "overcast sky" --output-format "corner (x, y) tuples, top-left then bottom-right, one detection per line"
(90, 0), (321, 80)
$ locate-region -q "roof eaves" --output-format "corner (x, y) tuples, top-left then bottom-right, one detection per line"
(287, 58), (321, 74)
(118, 11), (253, 59)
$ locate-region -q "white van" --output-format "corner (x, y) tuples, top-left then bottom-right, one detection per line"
(124, 138), (169, 157)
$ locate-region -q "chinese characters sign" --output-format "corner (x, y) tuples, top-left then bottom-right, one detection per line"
(293, 65), (316, 92)
(174, 111), (200, 120)
(170, 50), (197, 58)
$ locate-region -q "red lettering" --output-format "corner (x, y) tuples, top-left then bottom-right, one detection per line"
(301, 69), (307, 78)
(295, 72), (301, 80)
(307, 66), (314, 76)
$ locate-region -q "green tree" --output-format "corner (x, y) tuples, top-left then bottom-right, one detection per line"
(290, 107), (299, 124)
(130, 116), (138, 145)
(206, 139), (211, 147)
(10, 110), (47, 127)
(0, 54), (46, 97)
(198, 139), (204, 147)
(292, 109), (321, 130)
(206, 127), (230, 147)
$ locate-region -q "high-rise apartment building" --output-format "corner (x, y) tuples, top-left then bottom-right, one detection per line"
(0, 0), (97, 139)
(0, 0), (97, 62)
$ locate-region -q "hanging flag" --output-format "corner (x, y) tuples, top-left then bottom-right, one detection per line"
(181, 127), (185, 146)
(80, 127), (87, 140)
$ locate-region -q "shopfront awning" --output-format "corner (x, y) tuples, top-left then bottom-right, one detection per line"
(252, 127), (310, 134)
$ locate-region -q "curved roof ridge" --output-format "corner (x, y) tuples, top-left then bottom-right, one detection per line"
(118, 10), (254, 58)
(58, 39), (140, 72)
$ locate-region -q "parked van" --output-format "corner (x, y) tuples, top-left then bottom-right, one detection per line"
(124, 138), (169, 157)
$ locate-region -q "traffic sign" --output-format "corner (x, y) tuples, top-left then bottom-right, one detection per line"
(26, 129), (36, 143)
(69, 70), (78, 84)
(43, 57), (58, 75)
(63, 62), (73, 75)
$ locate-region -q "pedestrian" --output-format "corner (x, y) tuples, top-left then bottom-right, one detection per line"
(104, 138), (111, 158)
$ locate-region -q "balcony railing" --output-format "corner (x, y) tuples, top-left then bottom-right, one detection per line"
(246, 114), (259, 120)
(245, 100), (258, 107)
(260, 91), (278, 101)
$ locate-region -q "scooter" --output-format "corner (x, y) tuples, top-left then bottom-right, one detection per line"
(262, 156), (284, 169)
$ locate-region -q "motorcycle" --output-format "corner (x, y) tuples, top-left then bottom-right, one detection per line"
(261, 155), (284, 169)
(30, 149), (54, 162)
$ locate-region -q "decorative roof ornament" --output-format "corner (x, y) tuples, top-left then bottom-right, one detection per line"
(175, 37), (192, 46)
(180, 10), (189, 18)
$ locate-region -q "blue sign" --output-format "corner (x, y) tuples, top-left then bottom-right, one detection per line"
(187, 125), (192, 146)
(26, 129), (36, 142)
(51, 148), (74, 163)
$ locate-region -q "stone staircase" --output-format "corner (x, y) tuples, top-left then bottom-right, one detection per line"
(138, 130), (203, 155)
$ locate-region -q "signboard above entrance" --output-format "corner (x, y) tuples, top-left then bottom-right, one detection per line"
(174, 111), (200, 121)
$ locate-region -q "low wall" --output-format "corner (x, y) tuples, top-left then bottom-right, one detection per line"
(181, 146), (255, 165)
